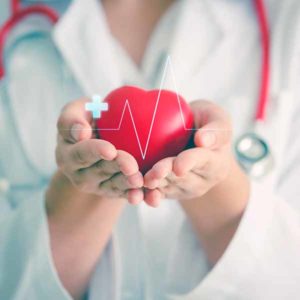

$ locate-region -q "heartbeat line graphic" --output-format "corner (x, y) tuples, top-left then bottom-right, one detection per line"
(95, 55), (194, 159)
(65, 55), (231, 159)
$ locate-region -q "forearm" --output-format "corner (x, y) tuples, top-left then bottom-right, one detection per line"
(46, 171), (126, 300)
(179, 160), (250, 265)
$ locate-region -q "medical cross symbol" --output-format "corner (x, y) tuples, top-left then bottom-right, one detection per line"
(85, 95), (109, 119)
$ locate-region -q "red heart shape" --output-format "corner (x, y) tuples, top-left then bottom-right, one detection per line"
(96, 86), (194, 174)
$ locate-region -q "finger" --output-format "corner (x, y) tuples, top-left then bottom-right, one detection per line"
(127, 189), (144, 205)
(173, 148), (210, 177)
(144, 157), (174, 189)
(66, 139), (117, 170)
(100, 172), (143, 193)
(87, 159), (121, 183)
(145, 177), (170, 190)
(167, 171), (203, 193)
(194, 122), (231, 149)
(144, 176), (169, 190)
(190, 100), (232, 149)
(144, 189), (162, 207)
(115, 150), (140, 176)
(160, 173), (208, 200)
(71, 169), (143, 197)
(73, 160), (117, 187)
(78, 150), (140, 184)
(57, 99), (93, 143)
(126, 172), (144, 188)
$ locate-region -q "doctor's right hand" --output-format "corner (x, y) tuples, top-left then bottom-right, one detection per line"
(55, 99), (144, 205)
(46, 100), (144, 299)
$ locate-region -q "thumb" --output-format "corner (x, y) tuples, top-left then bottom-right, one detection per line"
(57, 99), (93, 143)
(190, 100), (232, 149)
(194, 121), (232, 149)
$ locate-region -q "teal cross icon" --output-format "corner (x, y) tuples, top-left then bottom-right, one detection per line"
(85, 95), (109, 119)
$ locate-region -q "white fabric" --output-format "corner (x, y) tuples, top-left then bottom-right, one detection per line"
(0, 0), (9, 26)
(0, 0), (300, 299)
(110, 2), (187, 298)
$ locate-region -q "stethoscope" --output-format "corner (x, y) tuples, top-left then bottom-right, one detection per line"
(235, 0), (274, 178)
(0, 0), (273, 178)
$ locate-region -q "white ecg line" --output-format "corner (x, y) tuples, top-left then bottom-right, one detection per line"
(96, 56), (194, 159)
(64, 55), (231, 159)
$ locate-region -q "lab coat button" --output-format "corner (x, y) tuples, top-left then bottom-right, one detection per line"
(0, 178), (10, 194)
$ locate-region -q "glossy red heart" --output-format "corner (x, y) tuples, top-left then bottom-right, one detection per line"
(96, 86), (194, 174)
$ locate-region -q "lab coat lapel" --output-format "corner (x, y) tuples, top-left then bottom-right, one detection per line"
(161, 0), (223, 89)
(5, 16), (71, 177)
(159, 0), (224, 92)
(53, 0), (123, 96)
(164, 0), (257, 102)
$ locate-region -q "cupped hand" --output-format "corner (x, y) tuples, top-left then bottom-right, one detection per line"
(143, 100), (234, 207)
(55, 99), (144, 205)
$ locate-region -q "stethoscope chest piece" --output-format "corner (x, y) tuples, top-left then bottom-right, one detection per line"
(235, 132), (274, 178)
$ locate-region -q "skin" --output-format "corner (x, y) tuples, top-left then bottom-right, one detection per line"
(47, 99), (144, 299)
(102, 0), (175, 66)
(46, 0), (250, 299)
(144, 101), (250, 264)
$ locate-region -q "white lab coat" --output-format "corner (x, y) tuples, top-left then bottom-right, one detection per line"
(1, 0), (300, 299)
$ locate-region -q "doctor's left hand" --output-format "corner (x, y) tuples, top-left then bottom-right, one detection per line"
(144, 100), (250, 264)
(144, 100), (235, 205)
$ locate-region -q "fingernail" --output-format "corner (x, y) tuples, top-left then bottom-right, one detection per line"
(202, 132), (216, 147)
(71, 124), (83, 141)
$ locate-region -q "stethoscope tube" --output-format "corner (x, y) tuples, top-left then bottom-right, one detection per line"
(11, 0), (21, 14)
(0, 0), (59, 78)
(0, 0), (273, 178)
(0, 0), (270, 123)
(253, 0), (270, 122)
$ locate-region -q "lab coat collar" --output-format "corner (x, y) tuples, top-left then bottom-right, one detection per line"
(155, 0), (257, 95)
(167, 0), (257, 103)
(53, 0), (123, 96)
(53, 0), (256, 97)
(160, 0), (224, 87)
(52, 0), (228, 95)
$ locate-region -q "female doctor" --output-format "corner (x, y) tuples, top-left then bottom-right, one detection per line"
(1, 0), (300, 299)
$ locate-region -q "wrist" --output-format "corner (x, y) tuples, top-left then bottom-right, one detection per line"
(46, 170), (126, 222)
(46, 171), (126, 299)
(179, 159), (250, 264)
(180, 158), (250, 237)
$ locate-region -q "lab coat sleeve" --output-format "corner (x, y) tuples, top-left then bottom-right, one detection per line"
(167, 180), (300, 299)
(0, 0), (9, 26)
(166, 110), (300, 299)
(0, 188), (72, 300)
(166, 58), (300, 300)
(0, 90), (71, 299)
(166, 107), (300, 297)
